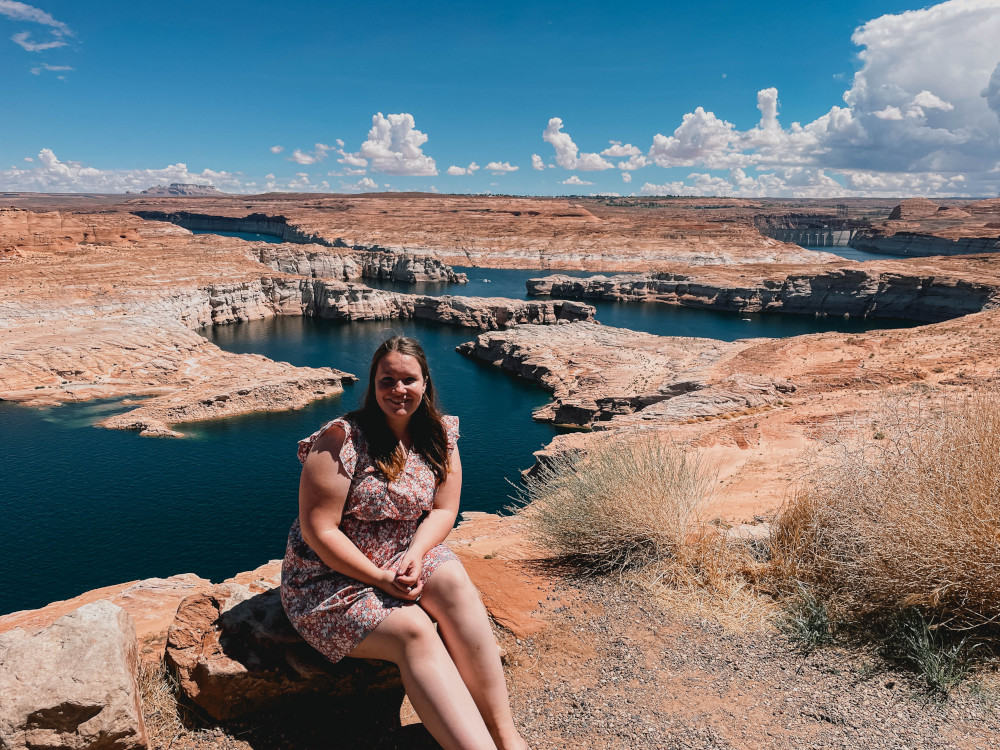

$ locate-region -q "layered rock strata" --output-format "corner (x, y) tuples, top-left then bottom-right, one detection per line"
(256, 245), (467, 283)
(0, 209), (591, 437)
(527, 264), (1000, 323)
(121, 195), (832, 270)
(849, 197), (1000, 257)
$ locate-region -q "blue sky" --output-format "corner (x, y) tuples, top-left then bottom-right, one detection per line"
(2, 0), (999, 197)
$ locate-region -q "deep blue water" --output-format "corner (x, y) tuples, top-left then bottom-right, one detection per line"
(1, 264), (917, 615)
(190, 228), (284, 243)
(799, 244), (895, 262)
(0, 318), (559, 615)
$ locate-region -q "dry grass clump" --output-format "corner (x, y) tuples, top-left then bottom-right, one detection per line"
(514, 435), (715, 575)
(632, 531), (777, 632)
(137, 659), (187, 749)
(771, 390), (1000, 629)
(514, 435), (776, 628)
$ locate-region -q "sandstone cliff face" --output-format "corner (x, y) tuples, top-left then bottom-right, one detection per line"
(528, 267), (1000, 323)
(850, 198), (1000, 257)
(850, 231), (1000, 257)
(255, 245), (467, 283)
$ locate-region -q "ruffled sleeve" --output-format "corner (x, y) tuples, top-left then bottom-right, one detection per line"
(443, 415), (460, 454)
(296, 417), (358, 478)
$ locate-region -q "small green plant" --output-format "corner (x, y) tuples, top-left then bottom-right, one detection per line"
(883, 609), (977, 695)
(780, 581), (834, 652)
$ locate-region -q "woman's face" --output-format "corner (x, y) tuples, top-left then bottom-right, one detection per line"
(374, 351), (427, 424)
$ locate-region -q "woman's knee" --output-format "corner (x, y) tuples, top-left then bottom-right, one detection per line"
(375, 606), (442, 661)
(422, 560), (480, 610)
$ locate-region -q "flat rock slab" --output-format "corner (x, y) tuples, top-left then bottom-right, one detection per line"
(165, 582), (402, 721)
(0, 600), (147, 750)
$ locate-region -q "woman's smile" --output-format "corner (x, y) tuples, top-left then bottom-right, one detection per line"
(374, 351), (426, 423)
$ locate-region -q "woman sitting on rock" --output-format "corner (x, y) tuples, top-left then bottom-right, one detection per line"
(281, 336), (526, 750)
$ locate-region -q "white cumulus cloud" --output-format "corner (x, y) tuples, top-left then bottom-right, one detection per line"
(531, 153), (546, 170)
(288, 143), (333, 165)
(562, 175), (593, 186)
(0, 148), (251, 193)
(485, 161), (518, 174)
(269, 145), (284, 154)
(627, 0), (1000, 196)
(0, 1), (71, 31)
(542, 118), (614, 170)
(345, 112), (437, 176)
(447, 161), (480, 176)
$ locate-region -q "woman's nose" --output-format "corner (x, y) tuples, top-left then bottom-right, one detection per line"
(392, 381), (406, 393)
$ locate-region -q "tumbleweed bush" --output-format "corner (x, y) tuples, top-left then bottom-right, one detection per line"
(771, 390), (1000, 629)
(513, 435), (715, 576)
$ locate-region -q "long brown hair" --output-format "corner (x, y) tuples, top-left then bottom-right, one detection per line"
(346, 336), (451, 484)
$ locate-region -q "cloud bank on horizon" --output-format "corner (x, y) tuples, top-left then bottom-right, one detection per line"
(3, 0), (999, 197)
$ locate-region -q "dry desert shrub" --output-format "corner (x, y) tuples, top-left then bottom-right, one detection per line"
(514, 435), (715, 575)
(632, 530), (777, 632)
(770, 390), (1000, 629)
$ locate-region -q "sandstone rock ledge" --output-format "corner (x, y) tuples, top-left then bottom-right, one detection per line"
(0, 514), (550, 744)
(527, 259), (1000, 323)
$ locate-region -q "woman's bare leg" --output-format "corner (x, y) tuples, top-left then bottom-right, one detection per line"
(419, 560), (526, 750)
(349, 604), (497, 750)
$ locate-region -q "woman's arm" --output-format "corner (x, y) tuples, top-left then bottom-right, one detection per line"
(394, 448), (463, 589)
(298, 425), (419, 601)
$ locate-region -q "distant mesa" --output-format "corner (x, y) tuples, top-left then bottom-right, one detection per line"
(887, 198), (940, 221)
(138, 183), (226, 197)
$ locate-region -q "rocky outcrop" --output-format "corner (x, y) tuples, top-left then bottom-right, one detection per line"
(457, 322), (743, 427)
(0, 601), (147, 750)
(181, 279), (595, 331)
(527, 268), (1000, 323)
(138, 184), (225, 197)
(847, 198), (1000, 257)
(165, 581), (401, 722)
(886, 198), (941, 221)
(850, 231), (1000, 257)
(256, 245), (467, 283)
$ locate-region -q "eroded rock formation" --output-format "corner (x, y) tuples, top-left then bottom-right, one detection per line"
(851, 198), (1000, 256)
(527, 262), (1000, 323)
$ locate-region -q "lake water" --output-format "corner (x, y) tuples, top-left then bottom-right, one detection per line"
(799, 244), (893, 262)
(0, 265), (917, 615)
(190, 228), (284, 243)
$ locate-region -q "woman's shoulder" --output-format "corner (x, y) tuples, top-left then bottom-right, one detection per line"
(296, 415), (360, 466)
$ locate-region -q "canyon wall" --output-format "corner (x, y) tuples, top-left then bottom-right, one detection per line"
(255, 245), (467, 283)
(850, 231), (1000, 257)
(527, 268), (1000, 323)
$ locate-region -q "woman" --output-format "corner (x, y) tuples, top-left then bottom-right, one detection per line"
(281, 336), (526, 750)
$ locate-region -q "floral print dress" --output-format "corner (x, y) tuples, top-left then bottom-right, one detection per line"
(280, 415), (460, 664)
